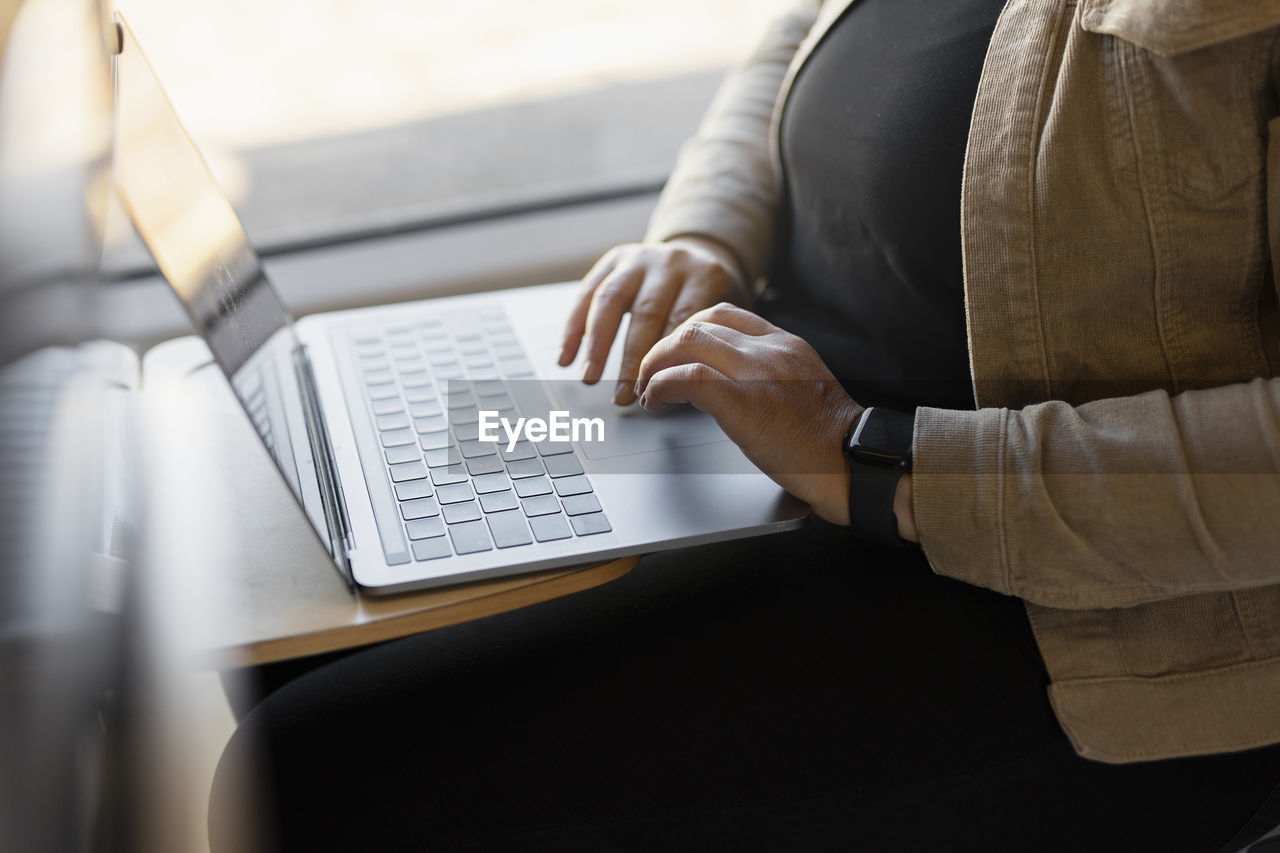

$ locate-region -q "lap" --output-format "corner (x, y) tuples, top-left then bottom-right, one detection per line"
(211, 523), (1280, 852)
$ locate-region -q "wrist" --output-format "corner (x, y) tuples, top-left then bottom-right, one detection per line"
(842, 406), (914, 547)
(894, 474), (917, 543)
(664, 233), (751, 300)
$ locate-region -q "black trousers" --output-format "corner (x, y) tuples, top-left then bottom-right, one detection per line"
(211, 522), (1280, 852)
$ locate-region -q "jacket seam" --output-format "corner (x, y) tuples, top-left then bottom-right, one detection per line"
(1116, 38), (1182, 394)
(1025, 0), (1070, 401)
(1054, 651), (1280, 688)
(1012, 582), (1278, 609)
(1231, 591), (1263, 660)
(1070, 730), (1280, 762)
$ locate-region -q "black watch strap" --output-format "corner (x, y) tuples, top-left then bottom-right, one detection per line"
(843, 407), (914, 548)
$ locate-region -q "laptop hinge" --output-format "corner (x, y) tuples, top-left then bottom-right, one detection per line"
(291, 343), (354, 590)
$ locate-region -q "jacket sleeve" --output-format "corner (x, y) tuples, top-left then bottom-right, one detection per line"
(910, 40), (1280, 613)
(912, 380), (1280, 610)
(644, 0), (821, 284)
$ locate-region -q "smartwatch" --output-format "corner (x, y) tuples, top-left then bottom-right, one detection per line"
(842, 406), (914, 547)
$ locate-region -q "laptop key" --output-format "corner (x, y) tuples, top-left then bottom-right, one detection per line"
(451, 405), (480, 425)
(442, 501), (482, 524)
(367, 383), (400, 401)
(571, 512), (612, 536)
(388, 461), (427, 482)
(485, 393), (514, 410)
(404, 386), (435, 403)
(380, 428), (416, 447)
(514, 476), (552, 498)
(409, 400), (442, 418)
(435, 482), (475, 504)
(479, 491), (519, 513)
(414, 415), (447, 433)
(506, 457), (544, 479)
(472, 472), (511, 494)
(500, 441), (536, 462)
(454, 423), (480, 442)
(406, 516), (445, 539)
(371, 398), (404, 415)
(448, 520), (493, 555)
(446, 392), (476, 410)
(537, 440), (575, 457)
(400, 497), (440, 520)
(375, 413), (409, 431)
(528, 513), (572, 542)
(430, 466), (468, 486)
(395, 480), (433, 501)
(424, 446), (462, 468)
(498, 357), (534, 377)
(466, 456), (504, 476)
(554, 475), (593, 497)
(459, 439), (496, 459)
(384, 445), (421, 465)
(487, 510), (533, 548)
(521, 495), (561, 517)
(419, 431), (452, 451)
(543, 454), (584, 478)
(412, 537), (452, 561)
(561, 494), (602, 516)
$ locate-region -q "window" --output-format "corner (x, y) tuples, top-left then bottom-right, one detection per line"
(108, 0), (789, 265)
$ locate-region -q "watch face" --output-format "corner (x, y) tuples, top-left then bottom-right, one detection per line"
(849, 408), (914, 469)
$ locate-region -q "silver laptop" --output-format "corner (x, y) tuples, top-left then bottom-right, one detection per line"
(112, 15), (807, 595)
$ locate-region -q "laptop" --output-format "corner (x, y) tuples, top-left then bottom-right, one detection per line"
(111, 15), (807, 595)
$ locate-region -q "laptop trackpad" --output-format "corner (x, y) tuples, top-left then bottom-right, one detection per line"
(541, 379), (730, 460)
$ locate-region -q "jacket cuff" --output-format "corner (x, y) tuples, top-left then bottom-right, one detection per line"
(912, 405), (1013, 595)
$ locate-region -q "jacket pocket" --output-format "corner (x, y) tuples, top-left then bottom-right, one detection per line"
(1079, 0), (1276, 198)
(1079, 0), (1280, 57)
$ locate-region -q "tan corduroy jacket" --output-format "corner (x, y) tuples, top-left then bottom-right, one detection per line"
(646, 0), (1280, 763)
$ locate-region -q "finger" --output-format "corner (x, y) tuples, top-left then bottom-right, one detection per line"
(685, 302), (776, 336)
(639, 362), (742, 417)
(559, 250), (619, 367)
(635, 320), (752, 398)
(580, 265), (645, 384)
(613, 269), (682, 405)
(663, 282), (721, 337)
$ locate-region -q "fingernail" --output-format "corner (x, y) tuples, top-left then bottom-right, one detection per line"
(613, 381), (631, 405)
(633, 379), (644, 397)
(639, 393), (650, 410)
(581, 361), (596, 383)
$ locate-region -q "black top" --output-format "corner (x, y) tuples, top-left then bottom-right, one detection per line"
(761, 0), (1006, 412)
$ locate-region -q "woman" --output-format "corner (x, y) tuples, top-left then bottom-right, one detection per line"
(213, 1), (1280, 849)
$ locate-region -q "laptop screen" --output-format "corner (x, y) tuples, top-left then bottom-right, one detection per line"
(112, 15), (342, 569)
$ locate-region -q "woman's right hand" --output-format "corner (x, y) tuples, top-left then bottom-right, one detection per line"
(558, 235), (751, 405)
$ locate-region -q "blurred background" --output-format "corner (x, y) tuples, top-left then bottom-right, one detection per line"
(0, 1), (790, 850)
(106, 0), (788, 273)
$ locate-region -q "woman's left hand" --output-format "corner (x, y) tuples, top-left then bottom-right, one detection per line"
(634, 303), (862, 525)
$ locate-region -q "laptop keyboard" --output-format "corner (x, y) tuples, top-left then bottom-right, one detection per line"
(338, 306), (611, 567)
